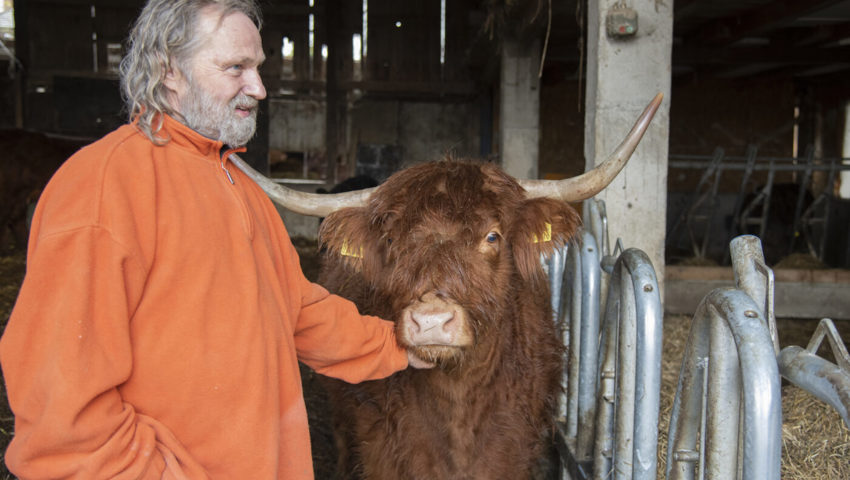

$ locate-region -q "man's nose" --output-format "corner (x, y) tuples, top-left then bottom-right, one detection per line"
(243, 69), (267, 100)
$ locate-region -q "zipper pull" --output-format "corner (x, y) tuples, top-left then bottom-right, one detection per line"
(221, 161), (235, 184)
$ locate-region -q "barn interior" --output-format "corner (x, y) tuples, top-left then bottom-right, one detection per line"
(2, 0), (850, 263)
(1, 0), (850, 478)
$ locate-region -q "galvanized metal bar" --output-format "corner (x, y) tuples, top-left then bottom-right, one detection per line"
(583, 199), (610, 258)
(790, 146), (816, 254)
(576, 230), (601, 461)
(545, 243), (570, 427)
(705, 303), (741, 480)
(778, 318), (850, 429)
(591, 248), (662, 480)
(559, 232), (600, 443)
(564, 237), (582, 436)
(627, 251), (663, 480)
(665, 319), (705, 480)
(666, 288), (782, 480)
(730, 235), (779, 354)
(613, 266), (637, 480)
(593, 255), (620, 479)
(669, 154), (850, 171)
(548, 244), (568, 323)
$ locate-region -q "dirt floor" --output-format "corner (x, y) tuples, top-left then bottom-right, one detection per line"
(0, 240), (849, 479)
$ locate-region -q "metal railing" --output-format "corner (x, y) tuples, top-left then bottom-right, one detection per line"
(665, 234), (850, 479)
(778, 318), (850, 429)
(549, 208), (849, 479)
(665, 235), (783, 480)
(667, 147), (850, 264)
(549, 199), (663, 480)
(592, 248), (663, 480)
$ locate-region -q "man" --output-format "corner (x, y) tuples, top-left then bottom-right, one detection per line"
(0, 1), (429, 478)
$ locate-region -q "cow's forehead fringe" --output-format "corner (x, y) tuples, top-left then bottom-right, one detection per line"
(368, 160), (525, 230)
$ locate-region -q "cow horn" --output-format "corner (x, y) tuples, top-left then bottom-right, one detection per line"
(519, 92), (663, 202)
(233, 93), (662, 216)
(228, 154), (375, 217)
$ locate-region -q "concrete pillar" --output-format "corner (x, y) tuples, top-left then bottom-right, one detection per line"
(500, 36), (541, 180)
(584, 0), (673, 295)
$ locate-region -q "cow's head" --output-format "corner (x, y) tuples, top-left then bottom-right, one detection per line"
(230, 94), (663, 367)
(317, 160), (580, 366)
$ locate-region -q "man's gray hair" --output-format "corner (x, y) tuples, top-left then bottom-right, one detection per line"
(118, 0), (262, 144)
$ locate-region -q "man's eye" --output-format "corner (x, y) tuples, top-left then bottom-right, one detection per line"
(229, 64), (243, 72)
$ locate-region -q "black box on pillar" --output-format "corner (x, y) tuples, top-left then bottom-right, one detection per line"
(606, 3), (638, 38)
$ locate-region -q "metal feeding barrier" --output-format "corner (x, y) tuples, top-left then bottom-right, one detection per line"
(664, 234), (850, 480)
(667, 146), (850, 264)
(665, 237), (783, 480)
(547, 199), (663, 480)
(546, 204), (850, 479)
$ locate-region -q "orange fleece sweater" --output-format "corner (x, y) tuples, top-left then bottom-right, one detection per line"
(0, 115), (408, 479)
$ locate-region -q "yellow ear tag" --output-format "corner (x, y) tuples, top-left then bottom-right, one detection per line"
(532, 223), (552, 243)
(340, 240), (363, 258)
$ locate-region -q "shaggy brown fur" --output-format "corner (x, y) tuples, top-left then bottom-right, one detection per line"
(318, 159), (580, 479)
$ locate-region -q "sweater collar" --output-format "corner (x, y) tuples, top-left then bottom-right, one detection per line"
(159, 114), (248, 158)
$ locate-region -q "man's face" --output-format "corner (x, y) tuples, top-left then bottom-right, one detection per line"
(164, 8), (267, 147)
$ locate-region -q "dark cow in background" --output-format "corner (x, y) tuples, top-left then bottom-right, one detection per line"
(316, 175), (380, 195)
(232, 94), (662, 479)
(316, 175), (380, 226)
(0, 130), (83, 252)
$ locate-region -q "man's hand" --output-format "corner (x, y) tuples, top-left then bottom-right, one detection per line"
(407, 350), (436, 369)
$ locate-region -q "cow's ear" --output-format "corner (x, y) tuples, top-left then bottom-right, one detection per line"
(508, 198), (581, 283)
(318, 207), (371, 271)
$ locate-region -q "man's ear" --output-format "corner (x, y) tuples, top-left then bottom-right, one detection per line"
(318, 207), (371, 272)
(162, 62), (187, 104)
(507, 197), (581, 283)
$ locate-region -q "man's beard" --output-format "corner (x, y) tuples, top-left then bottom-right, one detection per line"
(179, 82), (258, 147)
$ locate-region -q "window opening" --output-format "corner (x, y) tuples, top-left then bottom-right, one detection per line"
(91, 5), (98, 73)
(840, 102), (850, 199)
(281, 36), (295, 80)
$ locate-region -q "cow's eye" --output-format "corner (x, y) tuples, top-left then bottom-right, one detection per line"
(478, 227), (502, 255)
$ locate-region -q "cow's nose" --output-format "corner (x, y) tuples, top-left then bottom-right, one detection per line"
(409, 311), (455, 334)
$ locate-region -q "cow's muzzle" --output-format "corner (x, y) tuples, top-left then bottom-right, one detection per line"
(399, 293), (472, 356)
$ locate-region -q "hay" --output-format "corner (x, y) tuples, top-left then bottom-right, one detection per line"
(774, 253), (828, 270)
(781, 385), (850, 479)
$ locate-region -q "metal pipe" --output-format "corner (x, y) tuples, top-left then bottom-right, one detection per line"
(564, 237), (582, 436)
(730, 235), (779, 353)
(628, 251), (663, 480)
(548, 244), (568, 323)
(778, 318), (850, 429)
(666, 289), (782, 480)
(577, 230), (601, 461)
(592, 249), (662, 480)
(613, 265), (637, 479)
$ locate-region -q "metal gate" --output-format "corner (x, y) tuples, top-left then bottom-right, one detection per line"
(548, 199), (663, 480)
(547, 201), (850, 479)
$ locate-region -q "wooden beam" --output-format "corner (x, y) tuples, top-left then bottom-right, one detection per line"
(689, 0), (848, 46)
(665, 265), (850, 320)
(27, 0), (144, 8)
(674, 45), (850, 67)
(673, 0), (701, 21)
(788, 21), (850, 47)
